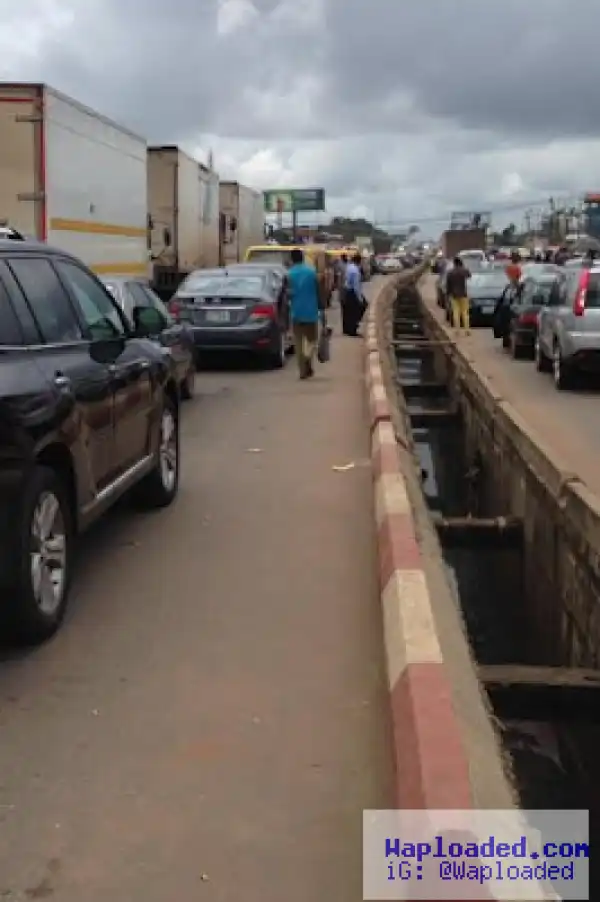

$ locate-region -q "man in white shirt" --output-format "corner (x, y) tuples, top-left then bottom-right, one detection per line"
(341, 253), (365, 336)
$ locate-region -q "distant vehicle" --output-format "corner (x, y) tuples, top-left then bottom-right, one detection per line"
(520, 262), (562, 280)
(493, 272), (563, 359)
(463, 270), (509, 325)
(376, 254), (402, 273)
(170, 267), (291, 367)
(458, 249), (487, 269)
(536, 266), (600, 389)
(101, 276), (196, 400)
(0, 239), (180, 643)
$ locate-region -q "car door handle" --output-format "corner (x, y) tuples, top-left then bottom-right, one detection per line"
(54, 372), (72, 392)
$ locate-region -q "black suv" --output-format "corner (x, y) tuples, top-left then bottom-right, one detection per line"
(0, 239), (181, 643)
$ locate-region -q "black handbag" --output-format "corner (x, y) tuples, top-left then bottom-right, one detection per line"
(317, 311), (331, 362)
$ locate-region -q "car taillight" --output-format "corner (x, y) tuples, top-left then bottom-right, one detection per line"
(248, 304), (276, 321)
(518, 312), (538, 326)
(574, 270), (589, 316)
(169, 299), (181, 319)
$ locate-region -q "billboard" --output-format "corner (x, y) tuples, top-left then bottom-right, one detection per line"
(450, 211), (491, 229)
(264, 188), (326, 213)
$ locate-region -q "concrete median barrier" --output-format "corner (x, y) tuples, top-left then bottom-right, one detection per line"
(365, 269), (516, 811)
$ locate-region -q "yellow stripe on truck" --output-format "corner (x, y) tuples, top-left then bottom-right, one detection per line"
(91, 262), (148, 275)
(50, 218), (147, 238)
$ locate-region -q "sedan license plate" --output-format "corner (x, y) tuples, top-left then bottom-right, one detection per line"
(482, 305), (495, 314)
(205, 309), (231, 323)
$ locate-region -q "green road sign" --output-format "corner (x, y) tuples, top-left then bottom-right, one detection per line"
(263, 188), (325, 213)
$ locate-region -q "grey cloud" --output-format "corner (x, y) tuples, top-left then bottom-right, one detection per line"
(324, 0), (600, 141)
(2, 0), (600, 225)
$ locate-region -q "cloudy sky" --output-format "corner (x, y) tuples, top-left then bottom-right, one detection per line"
(2, 0), (600, 234)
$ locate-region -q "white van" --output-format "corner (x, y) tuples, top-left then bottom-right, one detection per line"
(458, 249), (487, 269)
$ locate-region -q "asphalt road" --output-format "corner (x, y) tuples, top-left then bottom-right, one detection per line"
(0, 283), (392, 901)
(423, 277), (600, 497)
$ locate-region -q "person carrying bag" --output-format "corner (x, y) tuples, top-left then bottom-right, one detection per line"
(317, 309), (332, 363)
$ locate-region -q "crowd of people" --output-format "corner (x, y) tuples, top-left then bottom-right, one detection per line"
(286, 249), (368, 379)
(439, 245), (599, 335)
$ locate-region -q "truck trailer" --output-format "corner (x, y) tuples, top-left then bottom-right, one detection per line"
(147, 145), (220, 300)
(440, 227), (487, 259)
(0, 82), (149, 277)
(219, 181), (265, 265)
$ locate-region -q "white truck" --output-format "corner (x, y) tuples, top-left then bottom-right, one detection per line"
(218, 181), (265, 265)
(147, 145), (220, 299)
(0, 82), (149, 277)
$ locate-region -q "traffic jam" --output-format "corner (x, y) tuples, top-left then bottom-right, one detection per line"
(433, 245), (600, 391)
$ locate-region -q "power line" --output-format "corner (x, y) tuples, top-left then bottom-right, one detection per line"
(374, 194), (583, 228)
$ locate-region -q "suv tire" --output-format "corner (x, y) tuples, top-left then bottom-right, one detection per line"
(8, 465), (73, 644)
(134, 395), (180, 508)
(553, 343), (575, 390)
(180, 366), (195, 401)
(534, 336), (551, 372)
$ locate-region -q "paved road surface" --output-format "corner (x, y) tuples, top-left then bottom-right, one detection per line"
(423, 277), (600, 497)
(0, 283), (392, 901)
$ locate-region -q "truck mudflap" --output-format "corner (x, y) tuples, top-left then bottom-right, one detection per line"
(151, 266), (189, 303)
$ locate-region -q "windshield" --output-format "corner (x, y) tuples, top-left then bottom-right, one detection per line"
(180, 274), (265, 296)
(246, 249), (292, 267)
(469, 273), (508, 289)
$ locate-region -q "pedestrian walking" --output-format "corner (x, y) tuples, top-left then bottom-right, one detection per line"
(505, 251), (522, 285)
(287, 247), (322, 379)
(341, 253), (365, 336)
(446, 256), (471, 334)
(336, 253), (348, 296)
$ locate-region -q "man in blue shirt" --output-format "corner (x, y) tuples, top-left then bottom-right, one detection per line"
(341, 252), (365, 335)
(288, 248), (321, 379)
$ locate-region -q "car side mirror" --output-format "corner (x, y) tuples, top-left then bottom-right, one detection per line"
(133, 305), (164, 336)
(89, 336), (126, 364)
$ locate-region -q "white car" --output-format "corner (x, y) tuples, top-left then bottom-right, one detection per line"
(377, 254), (401, 273)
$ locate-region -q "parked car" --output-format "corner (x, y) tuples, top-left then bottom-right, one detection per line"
(0, 238), (181, 643)
(445, 270), (508, 325)
(170, 267), (291, 367)
(101, 276), (196, 400)
(536, 266), (600, 389)
(218, 262), (293, 345)
(520, 262), (562, 279)
(493, 272), (563, 359)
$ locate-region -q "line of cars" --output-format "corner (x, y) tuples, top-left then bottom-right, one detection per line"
(436, 256), (600, 391)
(0, 231), (295, 647)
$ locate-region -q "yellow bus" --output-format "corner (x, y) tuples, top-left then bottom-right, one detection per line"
(244, 244), (334, 304)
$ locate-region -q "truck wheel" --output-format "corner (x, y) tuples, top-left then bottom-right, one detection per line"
(133, 396), (180, 508)
(6, 465), (74, 644)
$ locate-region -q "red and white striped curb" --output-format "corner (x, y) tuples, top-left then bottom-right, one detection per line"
(365, 293), (474, 810)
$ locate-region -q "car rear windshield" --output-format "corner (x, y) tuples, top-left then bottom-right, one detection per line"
(469, 273), (508, 288)
(180, 274), (265, 296)
(586, 273), (600, 307)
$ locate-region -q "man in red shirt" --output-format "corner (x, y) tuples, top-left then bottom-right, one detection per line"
(505, 251), (522, 285)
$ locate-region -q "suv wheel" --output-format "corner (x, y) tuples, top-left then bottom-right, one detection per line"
(134, 396), (180, 508)
(510, 330), (525, 359)
(9, 466), (73, 644)
(553, 343), (574, 390)
(181, 366), (195, 400)
(534, 336), (551, 372)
